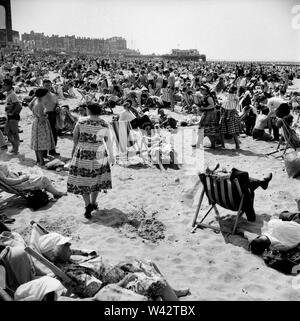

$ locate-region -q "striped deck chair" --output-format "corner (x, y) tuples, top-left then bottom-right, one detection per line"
(191, 173), (245, 235)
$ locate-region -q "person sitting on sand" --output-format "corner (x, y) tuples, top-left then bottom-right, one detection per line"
(0, 162), (66, 199)
(158, 108), (177, 130)
(252, 106), (274, 141)
(37, 232), (190, 300)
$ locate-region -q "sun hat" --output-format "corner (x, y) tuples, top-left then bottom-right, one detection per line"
(38, 232), (71, 261)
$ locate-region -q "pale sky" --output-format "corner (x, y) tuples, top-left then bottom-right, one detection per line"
(0, 0), (299, 61)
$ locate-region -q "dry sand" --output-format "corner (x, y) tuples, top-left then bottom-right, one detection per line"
(1, 78), (300, 301)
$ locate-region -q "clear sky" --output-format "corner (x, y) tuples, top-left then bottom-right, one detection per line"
(0, 0), (299, 61)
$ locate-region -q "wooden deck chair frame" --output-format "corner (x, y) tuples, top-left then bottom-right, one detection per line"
(191, 176), (245, 235)
(24, 221), (75, 295)
(266, 118), (299, 159)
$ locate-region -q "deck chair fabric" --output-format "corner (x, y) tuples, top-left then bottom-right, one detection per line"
(110, 121), (151, 164)
(29, 222), (53, 276)
(0, 178), (27, 199)
(281, 118), (300, 152)
(110, 120), (136, 151)
(200, 173), (243, 211)
(0, 245), (34, 293)
(26, 221), (103, 298)
(267, 117), (300, 158)
(192, 173), (249, 235)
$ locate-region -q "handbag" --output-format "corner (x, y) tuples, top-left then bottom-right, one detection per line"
(25, 190), (49, 210)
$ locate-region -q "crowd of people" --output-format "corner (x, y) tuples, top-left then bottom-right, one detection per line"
(0, 50), (300, 300)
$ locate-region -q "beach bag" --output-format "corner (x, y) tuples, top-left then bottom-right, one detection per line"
(263, 247), (300, 275)
(26, 190), (49, 210)
(284, 151), (300, 178)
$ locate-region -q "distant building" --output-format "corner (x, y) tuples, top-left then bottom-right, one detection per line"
(20, 31), (131, 56)
(162, 49), (206, 62)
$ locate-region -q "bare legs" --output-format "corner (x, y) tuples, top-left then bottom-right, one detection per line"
(219, 134), (240, 149)
(91, 191), (99, 208)
(83, 194), (90, 207)
(82, 192), (100, 219)
(35, 151), (45, 166)
(232, 134), (240, 149)
(44, 180), (66, 198)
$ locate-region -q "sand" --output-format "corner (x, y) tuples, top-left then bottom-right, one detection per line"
(1, 77), (300, 301)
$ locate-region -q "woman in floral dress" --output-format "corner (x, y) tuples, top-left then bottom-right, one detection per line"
(29, 88), (55, 166)
(67, 104), (115, 219)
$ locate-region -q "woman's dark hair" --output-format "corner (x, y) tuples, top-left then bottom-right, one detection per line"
(229, 85), (237, 94)
(276, 103), (290, 119)
(249, 237), (271, 255)
(86, 103), (101, 115)
(35, 87), (49, 98)
(261, 107), (270, 116)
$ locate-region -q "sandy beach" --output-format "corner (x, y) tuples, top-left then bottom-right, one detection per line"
(1, 78), (300, 301)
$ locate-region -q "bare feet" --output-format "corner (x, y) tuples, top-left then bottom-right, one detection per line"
(53, 191), (67, 199)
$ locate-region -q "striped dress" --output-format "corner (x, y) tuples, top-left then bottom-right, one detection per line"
(67, 117), (112, 195)
(30, 101), (55, 151)
(220, 93), (241, 135)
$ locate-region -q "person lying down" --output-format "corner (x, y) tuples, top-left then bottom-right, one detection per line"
(244, 213), (300, 255)
(35, 232), (190, 301)
(0, 162), (66, 199)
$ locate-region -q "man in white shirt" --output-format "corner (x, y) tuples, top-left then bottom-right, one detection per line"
(267, 97), (285, 113)
(247, 219), (300, 254)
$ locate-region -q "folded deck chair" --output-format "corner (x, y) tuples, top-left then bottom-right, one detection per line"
(191, 173), (246, 235)
(267, 118), (300, 159)
(25, 221), (74, 293)
(110, 121), (151, 166)
(26, 221), (101, 297)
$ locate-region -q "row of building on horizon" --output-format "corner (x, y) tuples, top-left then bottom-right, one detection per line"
(0, 29), (141, 57)
(0, 29), (207, 61)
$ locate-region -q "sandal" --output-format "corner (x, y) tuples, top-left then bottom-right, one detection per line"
(0, 215), (15, 224)
(84, 204), (93, 219)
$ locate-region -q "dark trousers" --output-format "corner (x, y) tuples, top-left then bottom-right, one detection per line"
(5, 119), (19, 153)
(230, 168), (268, 222)
(272, 124), (280, 141)
(46, 111), (57, 153)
